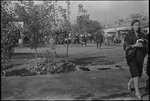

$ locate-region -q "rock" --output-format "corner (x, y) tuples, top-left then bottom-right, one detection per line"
(79, 66), (91, 71)
(38, 58), (41, 60)
(75, 66), (82, 71)
(115, 64), (124, 70)
(56, 62), (64, 67)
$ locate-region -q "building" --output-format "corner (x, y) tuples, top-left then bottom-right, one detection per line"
(12, 17), (24, 45)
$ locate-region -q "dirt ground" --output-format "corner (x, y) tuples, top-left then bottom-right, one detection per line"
(1, 43), (149, 100)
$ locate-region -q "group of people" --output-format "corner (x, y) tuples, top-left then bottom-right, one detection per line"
(123, 19), (149, 99)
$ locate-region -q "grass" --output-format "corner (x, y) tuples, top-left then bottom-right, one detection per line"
(1, 43), (149, 100)
(1, 69), (148, 100)
(3, 43), (126, 73)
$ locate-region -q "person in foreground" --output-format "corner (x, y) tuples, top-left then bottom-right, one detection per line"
(123, 19), (147, 99)
(145, 33), (149, 93)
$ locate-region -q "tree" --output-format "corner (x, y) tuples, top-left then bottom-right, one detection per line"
(75, 5), (101, 40)
(129, 11), (148, 22)
(75, 3), (102, 39)
(14, 1), (56, 66)
(65, 0), (71, 62)
(58, 0), (71, 62)
(1, 1), (20, 77)
(15, 1), (38, 65)
(126, 11), (148, 28)
(87, 20), (101, 34)
(130, 12), (144, 20)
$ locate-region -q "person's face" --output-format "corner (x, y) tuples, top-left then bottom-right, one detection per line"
(132, 22), (140, 32)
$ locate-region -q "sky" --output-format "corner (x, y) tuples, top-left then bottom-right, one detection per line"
(13, 0), (149, 24)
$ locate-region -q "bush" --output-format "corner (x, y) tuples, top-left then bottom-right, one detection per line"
(2, 60), (77, 77)
(26, 61), (76, 75)
(51, 62), (76, 74)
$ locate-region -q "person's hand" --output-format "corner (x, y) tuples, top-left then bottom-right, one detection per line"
(132, 42), (143, 48)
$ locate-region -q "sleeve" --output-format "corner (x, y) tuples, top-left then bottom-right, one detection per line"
(137, 32), (148, 55)
(123, 33), (134, 51)
(143, 33), (149, 54)
(147, 34), (149, 53)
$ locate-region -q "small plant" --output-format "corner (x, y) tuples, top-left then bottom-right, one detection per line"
(26, 50), (56, 75)
(51, 62), (76, 74)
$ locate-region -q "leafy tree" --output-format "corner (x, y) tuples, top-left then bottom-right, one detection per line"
(130, 12), (144, 20)
(14, 1), (54, 65)
(129, 11), (148, 23)
(14, 1), (66, 67)
(15, 1), (38, 65)
(1, 1), (20, 77)
(58, 1), (71, 61)
(75, 3), (102, 40)
(87, 20), (102, 34)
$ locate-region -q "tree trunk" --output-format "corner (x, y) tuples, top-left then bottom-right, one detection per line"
(66, 34), (69, 62)
(53, 35), (56, 66)
(3, 61), (6, 77)
(35, 48), (38, 66)
(19, 32), (24, 47)
(3, 71), (6, 77)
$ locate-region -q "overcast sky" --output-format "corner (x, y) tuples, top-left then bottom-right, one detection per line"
(18, 1), (149, 24)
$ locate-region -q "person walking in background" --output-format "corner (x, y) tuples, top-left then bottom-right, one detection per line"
(95, 29), (104, 49)
(99, 30), (104, 49)
(123, 20), (147, 99)
(81, 33), (87, 46)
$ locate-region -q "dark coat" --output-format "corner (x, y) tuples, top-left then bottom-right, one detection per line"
(123, 29), (147, 65)
(146, 34), (149, 76)
(95, 32), (104, 43)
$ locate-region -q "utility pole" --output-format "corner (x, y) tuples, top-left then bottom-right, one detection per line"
(105, 8), (107, 29)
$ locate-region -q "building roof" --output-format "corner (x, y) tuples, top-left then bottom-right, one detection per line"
(108, 15), (149, 29)
(104, 28), (117, 33)
(104, 26), (131, 33)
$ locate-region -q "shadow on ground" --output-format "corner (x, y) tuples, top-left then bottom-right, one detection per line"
(92, 92), (131, 100)
(130, 87), (147, 92)
(75, 93), (95, 99)
(75, 92), (131, 100)
(142, 92), (149, 98)
(69, 56), (115, 66)
(13, 53), (44, 59)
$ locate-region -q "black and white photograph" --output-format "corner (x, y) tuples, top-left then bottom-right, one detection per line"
(1, 0), (149, 100)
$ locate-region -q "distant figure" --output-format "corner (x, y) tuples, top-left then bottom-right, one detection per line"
(95, 30), (104, 49)
(104, 33), (112, 45)
(88, 34), (93, 43)
(115, 31), (122, 44)
(81, 33), (87, 46)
